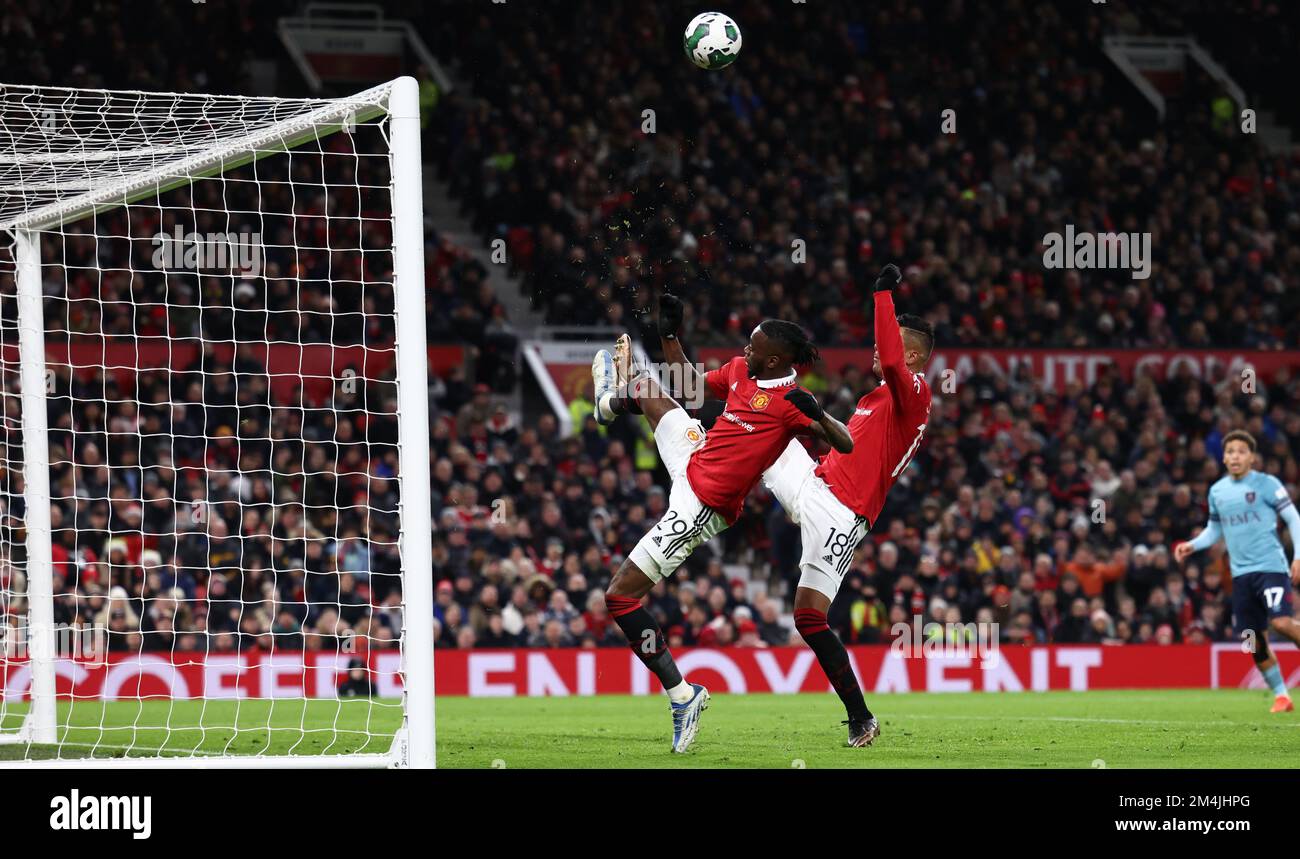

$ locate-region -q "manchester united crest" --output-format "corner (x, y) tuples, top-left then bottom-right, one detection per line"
(749, 391), (772, 411)
(685, 427), (703, 444)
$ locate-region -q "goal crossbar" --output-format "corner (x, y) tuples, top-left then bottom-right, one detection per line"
(0, 80), (393, 233)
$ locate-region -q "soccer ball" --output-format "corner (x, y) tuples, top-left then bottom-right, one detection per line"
(683, 12), (742, 71)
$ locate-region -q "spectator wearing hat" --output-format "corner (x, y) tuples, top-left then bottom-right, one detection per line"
(727, 578), (753, 618)
(736, 619), (766, 648)
(665, 625), (686, 649)
(524, 574), (556, 611)
(697, 617), (733, 648)
(1084, 609), (1116, 644)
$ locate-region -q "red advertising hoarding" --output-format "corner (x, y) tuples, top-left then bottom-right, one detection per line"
(2, 645), (1295, 700)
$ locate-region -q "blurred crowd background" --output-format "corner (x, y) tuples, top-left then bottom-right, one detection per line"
(0, 0), (1297, 667)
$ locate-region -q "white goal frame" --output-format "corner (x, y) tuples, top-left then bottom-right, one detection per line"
(0, 76), (435, 768)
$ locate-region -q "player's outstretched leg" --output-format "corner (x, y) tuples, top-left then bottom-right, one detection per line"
(593, 335), (682, 430)
(607, 559), (709, 753)
(593, 334), (641, 424)
(793, 587), (878, 747)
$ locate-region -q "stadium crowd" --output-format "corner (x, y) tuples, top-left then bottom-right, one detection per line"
(0, 0), (1298, 671)
(6, 342), (1297, 657)
(431, 0), (1300, 353)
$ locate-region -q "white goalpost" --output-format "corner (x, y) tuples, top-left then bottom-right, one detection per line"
(0, 77), (434, 767)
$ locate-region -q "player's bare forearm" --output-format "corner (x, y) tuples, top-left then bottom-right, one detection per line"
(807, 414), (853, 453)
(656, 293), (706, 399)
(660, 334), (704, 396)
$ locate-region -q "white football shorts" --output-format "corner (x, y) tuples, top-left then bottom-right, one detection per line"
(762, 439), (869, 600)
(628, 407), (730, 582)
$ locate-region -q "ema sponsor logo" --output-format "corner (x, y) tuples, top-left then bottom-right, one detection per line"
(50, 790), (152, 840)
(1224, 510), (1263, 526)
(1042, 226), (1151, 280)
(889, 615), (1000, 667)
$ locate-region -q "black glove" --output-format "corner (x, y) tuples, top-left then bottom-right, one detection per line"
(659, 293), (684, 340)
(874, 263), (901, 293)
(784, 388), (824, 421)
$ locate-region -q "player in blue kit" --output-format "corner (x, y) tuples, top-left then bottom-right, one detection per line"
(1174, 430), (1300, 712)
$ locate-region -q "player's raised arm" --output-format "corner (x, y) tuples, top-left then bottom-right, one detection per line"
(871, 264), (929, 409)
(657, 293), (723, 401)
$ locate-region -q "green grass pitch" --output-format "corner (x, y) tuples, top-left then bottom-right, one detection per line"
(1, 689), (1292, 766)
(435, 690), (1296, 768)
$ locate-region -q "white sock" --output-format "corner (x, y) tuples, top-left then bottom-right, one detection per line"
(667, 681), (694, 704)
(596, 391), (617, 422)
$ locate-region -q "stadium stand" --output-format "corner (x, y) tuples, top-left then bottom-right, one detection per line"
(1, 0), (1297, 658)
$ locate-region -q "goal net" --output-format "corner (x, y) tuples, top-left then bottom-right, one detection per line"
(0, 78), (434, 767)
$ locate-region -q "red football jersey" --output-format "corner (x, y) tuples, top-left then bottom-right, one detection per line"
(687, 357), (814, 524)
(815, 291), (932, 524)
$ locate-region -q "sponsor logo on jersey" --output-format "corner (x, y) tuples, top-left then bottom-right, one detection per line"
(750, 391), (772, 411)
(720, 411), (756, 432)
(855, 407), (873, 416)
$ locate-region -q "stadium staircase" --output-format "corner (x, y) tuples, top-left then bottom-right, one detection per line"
(1104, 36), (1297, 154)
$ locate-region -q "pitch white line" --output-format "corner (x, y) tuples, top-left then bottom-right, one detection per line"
(887, 713), (1300, 728)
